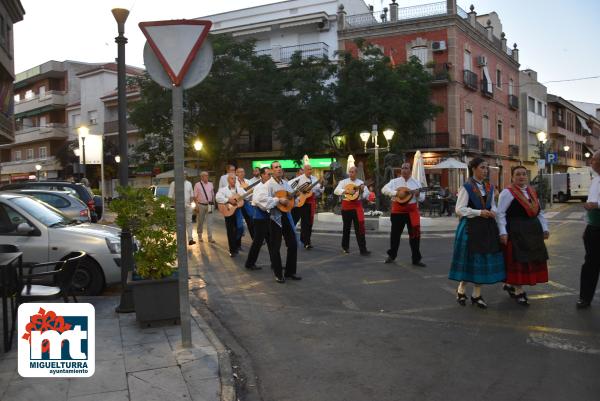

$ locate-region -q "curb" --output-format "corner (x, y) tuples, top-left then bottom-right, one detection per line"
(191, 305), (236, 401)
(307, 228), (457, 235)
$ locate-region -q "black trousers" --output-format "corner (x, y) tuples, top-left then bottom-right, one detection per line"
(580, 225), (600, 302)
(224, 215), (239, 254)
(241, 205), (255, 239)
(341, 209), (367, 252)
(387, 213), (422, 263)
(292, 203), (313, 245)
(269, 215), (297, 278)
(245, 218), (270, 268)
(440, 200), (451, 216)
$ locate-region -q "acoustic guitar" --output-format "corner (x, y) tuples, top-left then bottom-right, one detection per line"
(296, 176), (327, 208)
(217, 180), (261, 217)
(391, 187), (418, 205)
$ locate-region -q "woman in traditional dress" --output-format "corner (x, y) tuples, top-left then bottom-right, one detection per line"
(449, 158), (505, 309)
(496, 165), (549, 305)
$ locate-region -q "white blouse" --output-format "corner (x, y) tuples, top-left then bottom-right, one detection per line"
(496, 187), (549, 236)
(455, 180), (497, 218)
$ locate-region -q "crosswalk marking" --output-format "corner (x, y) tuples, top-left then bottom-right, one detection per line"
(566, 212), (585, 220)
(544, 212), (559, 219)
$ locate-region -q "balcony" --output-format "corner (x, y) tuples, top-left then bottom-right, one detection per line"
(11, 124), (69, 144)
(480, 79), (493, 98)
(461, 134), (480, 150)
(255, 42), (329, 65)
(345, 2), (452, 28)
(508, 95), (519, 110)
(428, 64), (450, 84)
(552, 119), (566, 129)
(482, 138), (495, 153)
(509, 144), (520, 157)
(463, 70), (478, 91)
(412, 132), (449, 149)
(14, 91), (68, 117)
(104, 119), (138, 134)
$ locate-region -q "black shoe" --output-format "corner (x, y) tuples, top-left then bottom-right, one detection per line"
(576, 299), (591, 309)
(515, 293), (529, 306)
(285, 274), (302, 280)
(384, 257), (394, 264)
(457, 292), (467, 306)
(304, 244), (313, 250)
(470, 296), (488, 309)
(360, 250), (371, 256)
(275, 276), (285, 283)
(503, 284), (517, 298)
(188, 240), (196, 245)
(412, 261), (426, 267)
(245, 265), (262, 271)
(342, 248), (349, 254)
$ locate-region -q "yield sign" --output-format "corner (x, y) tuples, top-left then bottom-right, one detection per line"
(139, 20), (212, 86)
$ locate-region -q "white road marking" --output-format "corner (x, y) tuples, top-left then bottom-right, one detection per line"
(544, 211), (559, 219)
(566, 212), (585, 220)
(527, 332), (600, 355)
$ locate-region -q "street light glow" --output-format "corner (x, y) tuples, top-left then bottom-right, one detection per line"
(194, 140), (203, 152)
(35, 164), (42, 171)
(585, 152), (591, 158)
(383, 129), (395, 141)
(536, 131), (547, 144)
(115, 155), (121, 163)
(563, 145), (570, 152)
(78, 126), (89, 138)
(360, 132), (370, 144)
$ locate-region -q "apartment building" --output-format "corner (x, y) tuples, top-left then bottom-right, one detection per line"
(519, 69), (548, 177)
(337, 0), (521, 190)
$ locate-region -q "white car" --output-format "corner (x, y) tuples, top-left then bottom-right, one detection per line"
(0, 193), (121, 295)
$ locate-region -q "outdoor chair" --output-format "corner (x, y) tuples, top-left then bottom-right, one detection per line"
(19, 251), (86, 304)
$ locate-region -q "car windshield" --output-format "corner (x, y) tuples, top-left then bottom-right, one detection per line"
(156, 187), (169, 197)
(11, 196), (73, 227)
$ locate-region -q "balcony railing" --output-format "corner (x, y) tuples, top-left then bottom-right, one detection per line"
(482, 138), (495, 153)
(552, 119), (566, 129)
(346, 2), (448, 27)
(412, 132), (449, 149)
(509, 144), (520, 157)
(104, 119), (138, 134)
(429, 64), (450, 83)
(255, 42), (329, 65)
(463, 70), (478, 91)
(462, 134), (480, 150)
(481, 79), (493, 98)
(508, 95), (519, 110)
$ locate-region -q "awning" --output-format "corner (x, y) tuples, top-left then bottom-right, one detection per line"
(583, 142), (595, 155)
(426, 158), (468, 169)
(232, 27), (271, 37)
(280, 17), (323, 29)
(577, 115), (591, 133)
(15, 105), (56, 119)
(482, 66), (493, 93)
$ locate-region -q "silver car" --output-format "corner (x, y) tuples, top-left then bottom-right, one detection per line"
(9, 189), (91, 223)
(0, 193), (121, 295)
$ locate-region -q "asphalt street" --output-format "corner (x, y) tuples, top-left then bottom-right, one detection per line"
(188, 202), (600, 401)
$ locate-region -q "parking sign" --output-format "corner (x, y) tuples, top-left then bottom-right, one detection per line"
(546, 152), (558, 165)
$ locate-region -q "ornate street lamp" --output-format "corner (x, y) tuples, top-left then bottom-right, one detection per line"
(78, 126), (89, 179)
(35, 164), (42, 181)
(360, 125), (395, 211)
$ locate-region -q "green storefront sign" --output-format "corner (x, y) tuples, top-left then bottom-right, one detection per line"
(252, 158), (336, 169)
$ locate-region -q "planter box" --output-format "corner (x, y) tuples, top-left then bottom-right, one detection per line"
(363, 217), (379, 231)
(127, 272), (180, 325)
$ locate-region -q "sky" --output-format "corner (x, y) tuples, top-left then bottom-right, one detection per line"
(13, 0), (600, 104)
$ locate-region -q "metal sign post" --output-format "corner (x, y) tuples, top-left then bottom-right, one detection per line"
(140, 19), (213, 348)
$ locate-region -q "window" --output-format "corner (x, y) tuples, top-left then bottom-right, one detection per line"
(26, 149), (34, 160)
(465, 109), (473, 134)
(510, 126), (516, 144)
(497, 121), (503, 141)
(508, 79), (514, 96)
(39, 146), (47, 159)
(38, 86), (46, 97)
(33, 193), (70, 209)
(410, 46), (428, 65)
(496, 69), (502, 89)
(13, 94), (19, 103)
(71, 114), (81, 131)
(463, 50), (472, 71)
(528, 97), (535, 112)
(39, 116), (47, 127)
(88, 110), (98, 125)
(482, 115), (490, 138)
(14, 150), (21, 161)
(0, 204), (26, 236)
(537, 101), (542, 116)
(543, 104), (547, 117)
(25, 90), (34, 99)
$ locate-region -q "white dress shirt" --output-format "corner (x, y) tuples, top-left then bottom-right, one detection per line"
(215, 184), (245, 204)
(334, 178), (370, 200)
(586, 175), (600, 224)
(253, 177), (293, 211)
(288, 175), (323, 197)
(381, 176), (425, 204)
(168, 180), (194, 206)
(455, 180), (497, 218)
(496, 186), (549, 236)
(218, 174), (230, 189)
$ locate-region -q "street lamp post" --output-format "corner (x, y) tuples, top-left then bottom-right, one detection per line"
(537, 131), (548, 207)
(35, 164), (42, 181)
(112, 7), (134, 314)
(193, 140), (203, 172)
(360, 124), (395, 211)
(78, 126), (89, 180)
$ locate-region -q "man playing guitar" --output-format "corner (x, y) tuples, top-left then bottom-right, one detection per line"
(244, 167), (272, 271)
(236, 167), (255, 240)
(382, 162), (426, 266)
(216, 174), (246, 257)
(252, 161), (301, 283)
(289, 163), (323, 250)
(334, 166), (371, 256)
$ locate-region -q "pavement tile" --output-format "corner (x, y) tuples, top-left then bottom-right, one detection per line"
(68, 390), (130, 401)
(95, 334), (124, 362)
(185, 376), (220, 401)
(96, 317), (121, 336)
(124, 341), (177, 373)
(166, 326), (212, 349)
(117, 312), (138, 327)
(3, 378), (70, 401)
(172, 343), (217, 365)
(85, 296), (120, 319)
(68, 358), (127, 397)
(128, 366), (191, 401)
(0, 370), (16, 398)
(120, 325), (169, 346)
(181, 354), (219, 381)
(0, 354), (17, 373)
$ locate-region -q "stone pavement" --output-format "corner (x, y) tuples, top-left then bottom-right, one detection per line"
(0, 296), (234, 401)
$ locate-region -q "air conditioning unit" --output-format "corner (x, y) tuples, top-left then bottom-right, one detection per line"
(431, 41), (446, 52)
(318, 18), (330, 31)
(476, 55), (487, 66)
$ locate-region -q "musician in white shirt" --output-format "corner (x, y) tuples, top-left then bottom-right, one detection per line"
(236, 167), (255, 240)
(218, 164), (236, 188)
(253, 161), (300, 283)
(168, 171), (196, 245)
(244, 167), (272, 270)
(216, 174), (246, 257)
(382, 162), (426, 266)
(334, 166), (370, 255)
(289, 164), (323, 249)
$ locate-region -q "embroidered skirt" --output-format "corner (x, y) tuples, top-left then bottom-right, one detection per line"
(502, 240), (548, 285)
(449, 218), (506, 284)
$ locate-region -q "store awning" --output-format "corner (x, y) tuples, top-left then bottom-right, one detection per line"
(577, 115), (591, 133)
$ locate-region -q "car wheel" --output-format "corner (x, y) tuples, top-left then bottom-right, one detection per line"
(71, 257), (105, 296)
(557, 192), (568, 203)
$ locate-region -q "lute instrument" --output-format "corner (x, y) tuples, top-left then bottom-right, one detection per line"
(391, 187), (418, 205)
(343, 183), (365, 201)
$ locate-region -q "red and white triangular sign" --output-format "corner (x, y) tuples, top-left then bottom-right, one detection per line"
(139, 20), (212, 86)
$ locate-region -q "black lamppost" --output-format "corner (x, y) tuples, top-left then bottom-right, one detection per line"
(112, 7), (134, 314)
(360, 124), (395, 211)
(78, 126), (89, 179)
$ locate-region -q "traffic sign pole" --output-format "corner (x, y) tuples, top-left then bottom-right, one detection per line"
(550, 162), (553, 210)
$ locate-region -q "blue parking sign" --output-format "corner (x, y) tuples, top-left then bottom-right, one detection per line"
(546, 152), (558, 164)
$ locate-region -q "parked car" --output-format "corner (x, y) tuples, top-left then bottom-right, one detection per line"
(7, 189), (91, 222)
(0, 192), (122, 295)
(0, 181), (98, 222)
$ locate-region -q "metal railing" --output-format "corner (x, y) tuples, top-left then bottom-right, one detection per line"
(509, 145), (520, 157)
(429, 64), (450, 82)
(482, 138), (495, 153)
(462, 134), (480, 150)
(412, 132), (450, 148)
(463, 70), (478, 90)
(255, 42), (329, 64)
(346, 1), (447, 27)
(508, 95), (519, 109)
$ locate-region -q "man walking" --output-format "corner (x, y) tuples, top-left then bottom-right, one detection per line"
(289, 163), (322, 249)
(236, 167), (255, 239)
(194, 171), (216, 243)
(168, 171), (196, 245)
(382, 162), (426, 266)
(577, 150), (600, 309)
(216, 174), (246, 257)
(245, 167), (272, 270)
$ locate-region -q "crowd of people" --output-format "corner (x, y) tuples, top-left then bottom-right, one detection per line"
(166, 150), (600, 309)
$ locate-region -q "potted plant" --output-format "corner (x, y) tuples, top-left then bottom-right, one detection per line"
(110, 186), (179, 324)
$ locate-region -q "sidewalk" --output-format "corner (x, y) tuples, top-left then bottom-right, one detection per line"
(0, 295), (233, 401)
(313, 212), (458, 234)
